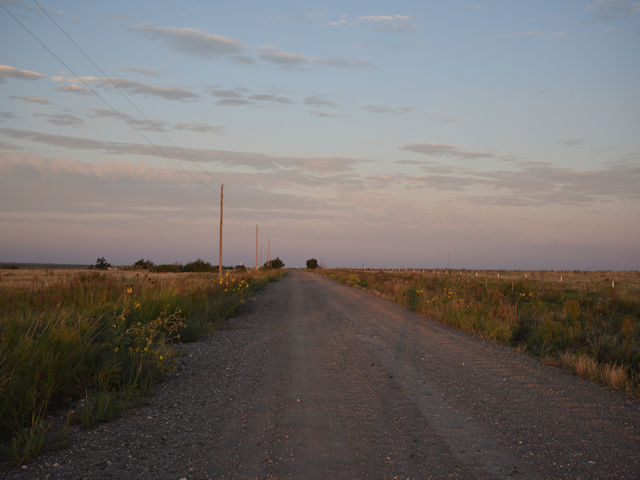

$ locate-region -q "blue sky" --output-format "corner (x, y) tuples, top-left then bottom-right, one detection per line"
(1, 0), (639, 269)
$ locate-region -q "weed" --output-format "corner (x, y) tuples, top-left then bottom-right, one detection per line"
(10, 401), (51, 465)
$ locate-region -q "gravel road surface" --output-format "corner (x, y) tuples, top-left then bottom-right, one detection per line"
(8, 270), (639, 479)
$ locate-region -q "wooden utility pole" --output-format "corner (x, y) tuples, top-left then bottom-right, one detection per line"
(255, 224), (258, 270)
(219, 184), (223, 278)
(267, 238), (271, 268)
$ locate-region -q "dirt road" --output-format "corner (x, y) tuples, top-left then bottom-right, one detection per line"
(11, 270), (639, 479)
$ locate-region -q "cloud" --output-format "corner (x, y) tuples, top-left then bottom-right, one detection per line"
(88, 108), (171, 132)
(308, 110), (343, 118)
(217, 98), (254, 106)
(311, 57), (372, 69)
(76, 76), (198, 101)
(399, 142), (496, 159)
(258, 46), (308, 67)
(10, 96), (52, 104)
(329, 14), (350, 27)
(34, 113), (84, 126)
(57, 84), (91, 95)
(173, 122), (224, 134)
(559, 138), (585, 147)
(399, 158), (640, 206)
(211, 87), (336, 109)
(0, 128), (365, 177)
(303, 94), (340, 108)
(363, 105), (413, 115)
(257, 46), (372, 69)
(0, 153), (352, 236)
(0, 65), (44, 83)
(0, 112), (17, 120)
(355, 14), (416, 32)
(358, 15), (407, 22)
(122, 66), (159, 77)
(588, 0), (640, 21)
(132, 24), (246, 58)
(247, 94), (296, 104)
(210, 88), (246, 99)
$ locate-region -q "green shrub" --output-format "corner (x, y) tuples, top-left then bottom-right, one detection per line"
(150, 264), (182, 273)
(182, 259), (214, 272)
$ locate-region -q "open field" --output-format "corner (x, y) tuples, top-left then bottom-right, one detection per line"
(319, 268), (640, 396)
(0, 267), (286, 465)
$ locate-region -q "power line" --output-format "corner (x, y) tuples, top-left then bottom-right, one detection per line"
(3, 3), (294, 265)
(30, 0), (254, 224)
(2, 2), (221, 195)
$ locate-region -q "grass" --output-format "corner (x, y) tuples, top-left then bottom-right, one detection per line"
(319, 268), (640, 396)
(0, 267), (287, 465)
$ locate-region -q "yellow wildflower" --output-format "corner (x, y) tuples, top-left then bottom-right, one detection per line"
(127, 287), (133, 294)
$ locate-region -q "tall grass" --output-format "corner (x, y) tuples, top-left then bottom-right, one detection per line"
(0, 268), (286, 463)
(321, 269), (640, 396)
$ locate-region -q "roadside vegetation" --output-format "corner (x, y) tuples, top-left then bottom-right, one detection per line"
(0, 265), (286, 465)
(319, 269), (640, 397)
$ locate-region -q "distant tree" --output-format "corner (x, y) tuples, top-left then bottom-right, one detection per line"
(263, 257), (284, 269)
(95, 257), (111, 270)
(150, 264), (183, 273)
(306, 258), (319, 269)
(182, 259), (214, 272)
(133, 258), (154, 270)
(234, 264), (247, 272)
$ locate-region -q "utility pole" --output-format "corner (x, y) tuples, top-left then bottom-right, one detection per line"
(267, 238), (271, 268)
(255, 224), (258, 270)
(219, 184), (223, 278)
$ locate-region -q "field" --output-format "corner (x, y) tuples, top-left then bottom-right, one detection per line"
(0, 267), (286, 464)
(319, 269), (640, 396)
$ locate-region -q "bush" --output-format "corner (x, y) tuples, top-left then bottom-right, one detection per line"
(150, 264), (182, 273)
(306, 258), (319, 269)
(182, 259), (214, 273)
(263, 257), (284, 269)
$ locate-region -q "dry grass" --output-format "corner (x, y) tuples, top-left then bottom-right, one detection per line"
(0, 267), (194, 289)
(601, 363), (628, 392)
(559, 352), (632, 393)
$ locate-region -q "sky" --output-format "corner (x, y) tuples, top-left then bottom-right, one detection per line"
(1, 0), (639, 269)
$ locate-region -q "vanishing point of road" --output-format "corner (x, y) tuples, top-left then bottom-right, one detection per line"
(11, 270), (640, 479)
